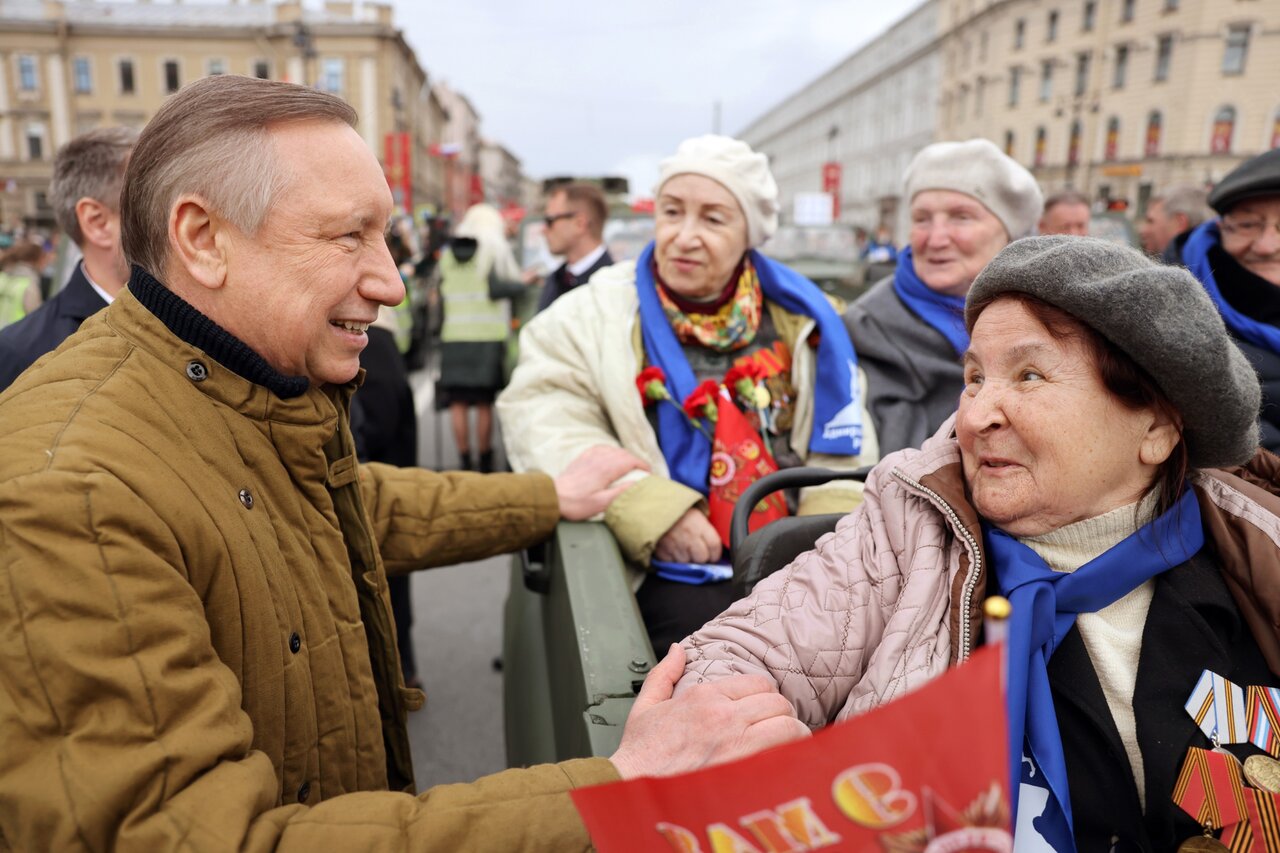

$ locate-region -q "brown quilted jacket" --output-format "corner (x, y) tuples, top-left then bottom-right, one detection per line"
(0, 289), (616, 851)
(679, 417), (1280, 725)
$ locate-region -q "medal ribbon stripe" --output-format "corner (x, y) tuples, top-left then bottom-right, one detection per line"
(1190, 671), (1217, 736)
(1223, 791), (1280, 853)
(1186, 670), (1252, 744)
(1250, 687), (1280, 757)
(1176, 749), (1250, 830)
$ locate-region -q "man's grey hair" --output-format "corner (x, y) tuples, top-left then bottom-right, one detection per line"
(50, 127), (138, 247)
(1042, 188), (1090, 214)
(1153, 184), (1211, 230)
(121, 75), (357, 278)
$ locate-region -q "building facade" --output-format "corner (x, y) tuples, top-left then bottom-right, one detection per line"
(738, 0), (941, 233)
(432, 81), (482, 218)
(478, 138), (522, 209)
(939, 0), (1280, 209)
(0, 0), (451, 229)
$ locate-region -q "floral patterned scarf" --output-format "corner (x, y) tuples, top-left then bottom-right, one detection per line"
(656, 257), (762, 352)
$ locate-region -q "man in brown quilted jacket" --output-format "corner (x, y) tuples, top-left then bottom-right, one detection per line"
(0, 76), (808, 852)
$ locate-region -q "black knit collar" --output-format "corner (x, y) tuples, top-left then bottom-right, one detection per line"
(128, 266), (310, 399)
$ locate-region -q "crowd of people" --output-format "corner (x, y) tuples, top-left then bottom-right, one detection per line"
(2, 70), (1280, 850)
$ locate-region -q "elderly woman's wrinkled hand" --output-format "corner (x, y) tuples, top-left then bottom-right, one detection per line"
(654, 507), (723, 564)
(553, 445), (650, 521)
(610, 644), (809, 780)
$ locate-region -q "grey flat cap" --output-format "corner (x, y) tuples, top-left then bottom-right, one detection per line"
(1208, 147), (1280, 214)
(965, 236), (1260, 468)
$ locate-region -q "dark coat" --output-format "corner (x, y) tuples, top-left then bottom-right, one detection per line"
(535, 247), (613, 313)
(842, 275), (964, 456)
(0, 263), (107, 392)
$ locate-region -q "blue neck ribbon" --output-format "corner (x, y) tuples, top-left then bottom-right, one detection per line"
(986, 489), (1204, 852)
(1182, 220), (1280, 355)
(891, 246), (970, 357)
(634, 242), (862, 494)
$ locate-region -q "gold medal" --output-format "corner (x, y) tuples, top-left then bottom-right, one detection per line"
(1177, 835), (1230, 852)
(1244, 753), (1280, 793)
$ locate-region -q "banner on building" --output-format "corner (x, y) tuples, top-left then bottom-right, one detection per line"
(821, 162), (842, 220)
(572, 646), (1011, 853)
(383, 132), (412, 213)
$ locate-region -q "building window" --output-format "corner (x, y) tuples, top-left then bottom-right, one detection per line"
(17, 55), (38, 92)
(1211, 105), (1236, 154)
(1121, 0), (1136, 22)
(1105, 116), (1121, 161)
(1164, 0), (1178, 10)
(320, 58), (344, 95)
(1014, 19), (1026, 50)
(1155, 34), (1173, 81)
(119, 59), (135, 95)
(1113, 45), (1129, 88)
(1040, 61), (1054, 102)
(1068, 120), (1082, 165)
(979, 30), (989, 61)
(164, 60), (181, 94)
(1083, 0), (1097, 31)
(1075, 51), (1091, 96)
(1034, 126), (1048, 167)
(253, 60), (270, 80)
(1047, 10), (1060, 41)
(207, 58), (226, 76)
(25, 123), (45, 160)
(1223, 25), (1250, 75)
(73, 57), (92, 94)
(1008, 67), (1021, 107)
(1272, 109), (1280, 150)
(1145, 111), (1163, 156)
(1004, 130), (1016, 158)
(975, 77), (985, 117)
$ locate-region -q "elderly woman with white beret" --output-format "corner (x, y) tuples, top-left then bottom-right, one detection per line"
(498, 135), (876, 651)
(681, 236), (1280, 851)
(845, 138), (1044, 456)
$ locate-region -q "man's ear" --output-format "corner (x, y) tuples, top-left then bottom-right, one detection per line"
(169, 194), (229, 291)
(75, 197), (117, 251)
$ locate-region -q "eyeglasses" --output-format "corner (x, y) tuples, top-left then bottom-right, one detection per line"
(543, 211), (578, 226)
(1221, 214), (1280, 241)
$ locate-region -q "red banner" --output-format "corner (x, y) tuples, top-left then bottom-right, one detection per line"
(821, 162), (842, 221)
(573, 646), (1011, 853)
(383, 132), (411, 212)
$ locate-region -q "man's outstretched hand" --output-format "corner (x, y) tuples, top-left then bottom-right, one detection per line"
(553, 445), (650, 521)
(610, 644), (810, 780)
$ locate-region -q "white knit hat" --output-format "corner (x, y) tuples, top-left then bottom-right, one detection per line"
(656, 135), (780, 248)
(904, 139), (1044, 239)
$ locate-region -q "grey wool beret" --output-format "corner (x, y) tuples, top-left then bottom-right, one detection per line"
(965, 235), (1261, 468)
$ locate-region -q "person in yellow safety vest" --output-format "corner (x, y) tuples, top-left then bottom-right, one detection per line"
(0, 240), (44, 330)
(437, 203), (532, 472)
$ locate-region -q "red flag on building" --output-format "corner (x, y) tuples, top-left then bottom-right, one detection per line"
(706, 388), (787, 549)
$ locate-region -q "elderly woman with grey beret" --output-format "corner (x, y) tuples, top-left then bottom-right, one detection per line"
(845, 138), (1044, 457)
(679, 236), (1280, 850)
(498, 134), (877, 652)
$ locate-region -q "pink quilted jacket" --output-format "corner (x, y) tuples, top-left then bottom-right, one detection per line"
(678, 417), (986, 727)
(678, 419), (1280, 728)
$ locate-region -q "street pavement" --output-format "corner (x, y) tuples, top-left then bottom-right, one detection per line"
(404, 368), (511, 789)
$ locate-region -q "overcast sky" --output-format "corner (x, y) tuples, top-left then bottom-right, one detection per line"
(393, 1), (922, 197)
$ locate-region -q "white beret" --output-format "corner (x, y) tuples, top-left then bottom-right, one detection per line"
(656, 135), (780, 248)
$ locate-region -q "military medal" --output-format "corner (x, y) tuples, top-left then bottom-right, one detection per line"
(1177, 829), (1230, 852)
(1243, 755), (1280, 794)
(1186, 670), (1250, 745)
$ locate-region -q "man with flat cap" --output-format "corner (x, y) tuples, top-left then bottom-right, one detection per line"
(1176, 148), (1280, 452)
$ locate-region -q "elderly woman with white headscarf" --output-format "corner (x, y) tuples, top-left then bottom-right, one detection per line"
(438, 202), (527, 473)
(845, 138), (1044, 456)
(498, 135), (877, 651)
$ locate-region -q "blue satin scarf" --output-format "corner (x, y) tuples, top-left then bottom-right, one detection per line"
(635, 242), (862, 495)
(1182, 220), (1280, 355)
(985, 489), (1204, 851)
(891, 246), (970, 357)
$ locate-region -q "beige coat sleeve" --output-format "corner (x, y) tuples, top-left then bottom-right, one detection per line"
(0, 469), (614, 852)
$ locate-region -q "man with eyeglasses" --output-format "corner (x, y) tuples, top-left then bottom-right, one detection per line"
(1178, 147), (1280, 451)
(533, 182), (613, 312)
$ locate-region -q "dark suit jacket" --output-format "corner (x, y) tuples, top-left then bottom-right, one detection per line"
(0, 264), (107, 392)
(1038, 552), (1276, 852)
(535, 247), (613, 313)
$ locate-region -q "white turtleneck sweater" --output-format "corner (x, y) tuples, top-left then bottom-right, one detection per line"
(1015, 488), (1162, 810)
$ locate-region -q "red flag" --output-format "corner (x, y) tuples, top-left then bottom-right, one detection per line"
(571, 645), (1011, 853)
(706, 388), (788, 549)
